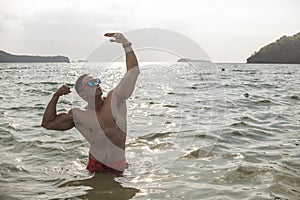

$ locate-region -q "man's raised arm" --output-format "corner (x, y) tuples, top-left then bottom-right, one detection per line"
(104, 32), (138, 71)
(104, 32), (140, 100)
(41, 85), (74, 131)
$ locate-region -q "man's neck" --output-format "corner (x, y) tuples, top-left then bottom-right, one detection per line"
(87, 98), (104, 111)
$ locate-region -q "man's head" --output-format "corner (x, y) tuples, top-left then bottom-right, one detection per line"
(75, 74), (103, 102)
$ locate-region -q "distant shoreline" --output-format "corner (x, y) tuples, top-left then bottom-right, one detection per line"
(177, 58), (211, 63)
(0, 50), (70, 63)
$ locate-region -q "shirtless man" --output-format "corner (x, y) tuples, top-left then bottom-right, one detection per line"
(41, 33), (139, 172)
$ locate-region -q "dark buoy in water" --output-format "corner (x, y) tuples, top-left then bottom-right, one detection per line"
(243, 93), (249, 98)
(221, 68), (225, 71)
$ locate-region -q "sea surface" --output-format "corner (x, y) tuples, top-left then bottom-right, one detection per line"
(0, 62), (299, 200)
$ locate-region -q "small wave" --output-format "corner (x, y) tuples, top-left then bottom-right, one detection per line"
(162, 104), (178, 108)
(252, 99), (273, 105)
(230, 121), (250, 127)
(0, 162), (29, 173)
(24, 89), (52, 95)
(150, 142), (174, 150)
(270, 166), (300, 200)
(30, 81), (60, 85)
(193, 133), (220, 141)
(185, 86), (198, 90)
(230, 130), (244, 136)
(241, 83), (278, 89)
(147, 101), (160, 105)
(219, 165), (274, 184)
(233, 115), (271, 125)
(258, 83), (278, 89)
(138, 131), (175, 140)
(6, 106), (39, 111)
(167, 92), (187, 96)
(232, 69), (258, 73)
(181, 148), (218, 160)
(34, 104), (47, 110)
(221, 152), (246, 161)
(290, 95), (299, 100)
(0, 127), (18, 147)
(0, 122), (24, 131)
(225, 126), (275, 143)
(235, 116), (256, 122)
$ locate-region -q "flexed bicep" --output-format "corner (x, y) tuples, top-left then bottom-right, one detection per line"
(41, 84), (74, 131)
(43, 112), (74, 131)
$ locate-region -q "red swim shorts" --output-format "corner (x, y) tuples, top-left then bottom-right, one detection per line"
(86, 156), (127, 173)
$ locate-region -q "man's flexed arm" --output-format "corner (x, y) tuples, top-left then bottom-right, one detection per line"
(41, 85), (74, 131)
(104, 32), (138, 71)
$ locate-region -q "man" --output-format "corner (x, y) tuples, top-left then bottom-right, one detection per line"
(41, 33), (140, 173)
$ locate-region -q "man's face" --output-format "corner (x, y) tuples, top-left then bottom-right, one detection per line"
(80, 76), (103, 98)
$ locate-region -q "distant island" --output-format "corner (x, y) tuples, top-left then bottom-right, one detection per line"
(247, 32), (300, 64)
(0, 50), (70, 63)
(77, 60), (88, 62)
(177, 58), (211, 63)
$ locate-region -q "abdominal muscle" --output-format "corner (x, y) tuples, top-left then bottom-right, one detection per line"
(72, 94), (127, 168)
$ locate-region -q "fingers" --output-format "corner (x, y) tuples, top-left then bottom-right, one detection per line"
(105, 33), (118, 43)
(64, 85), (71, 94)
(104, 32), (128, 45)
(61, 84), (70, 91)
(104, 33), (118, 37)
(57, 84), (71, 96)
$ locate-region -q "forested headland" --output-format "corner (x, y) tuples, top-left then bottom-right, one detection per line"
(247, 32), (300, 64)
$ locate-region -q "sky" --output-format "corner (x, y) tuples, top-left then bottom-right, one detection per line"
(0, 0), (300, 63)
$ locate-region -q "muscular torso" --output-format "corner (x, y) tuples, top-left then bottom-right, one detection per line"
(70, 66), (139, 166)
(72, 90), (127, 163)
(96, 91), (126, 149)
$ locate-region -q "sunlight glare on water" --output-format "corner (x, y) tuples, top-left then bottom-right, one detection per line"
(0, 62), (299, 199)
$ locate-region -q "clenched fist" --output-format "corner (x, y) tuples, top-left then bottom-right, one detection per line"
(55, 85), (71, 97)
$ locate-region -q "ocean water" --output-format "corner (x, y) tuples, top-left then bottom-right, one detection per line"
(0, 62), (299, 200)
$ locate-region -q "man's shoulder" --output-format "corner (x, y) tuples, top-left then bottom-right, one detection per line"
(107, 90), (114, 96)
(103, 90), (115, 101)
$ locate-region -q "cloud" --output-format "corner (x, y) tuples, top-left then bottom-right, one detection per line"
(1, 0), (300, 62)
(1, 7), (135, 59)
(88, 28), (210, 62)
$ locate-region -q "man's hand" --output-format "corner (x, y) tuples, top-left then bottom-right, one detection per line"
(105, 32), (137, 71)
(55, 85), (71, 97)
(104, 33), (130, 46)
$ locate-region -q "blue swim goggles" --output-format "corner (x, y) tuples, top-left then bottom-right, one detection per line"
(86, 78), (101, 87)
